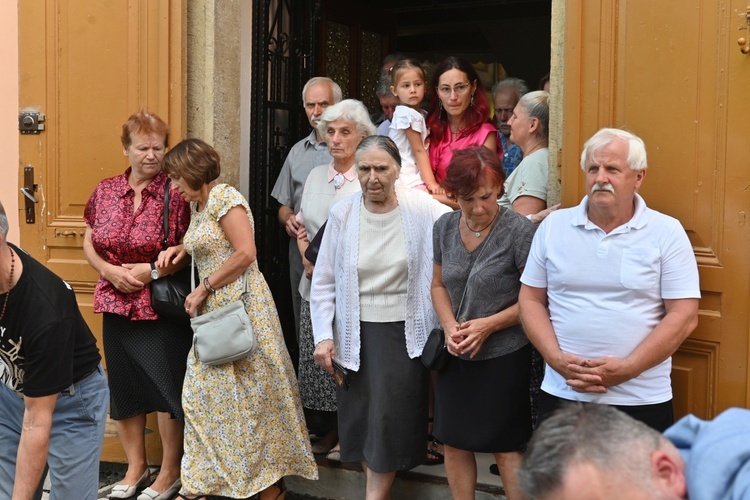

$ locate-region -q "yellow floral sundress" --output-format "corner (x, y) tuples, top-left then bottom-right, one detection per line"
(180, 184), (317, 497)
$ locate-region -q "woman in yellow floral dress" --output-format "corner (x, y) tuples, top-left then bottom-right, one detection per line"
(159, 138), (318, 499)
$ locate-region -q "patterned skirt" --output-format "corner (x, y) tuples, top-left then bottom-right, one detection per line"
(297, 299), (338, 412)
(102, 313), (191, 420)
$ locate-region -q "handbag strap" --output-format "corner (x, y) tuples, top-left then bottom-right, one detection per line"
(161, 179), (171, 249)
(454, 209), (501, 320)
(190, 257), (250, 294)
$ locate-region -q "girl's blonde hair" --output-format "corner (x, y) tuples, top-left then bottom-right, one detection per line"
(389, 58), (426, 88)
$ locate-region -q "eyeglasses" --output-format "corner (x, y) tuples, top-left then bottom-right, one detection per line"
(437, 82), (472, 96)
(495, 108), (514, 115)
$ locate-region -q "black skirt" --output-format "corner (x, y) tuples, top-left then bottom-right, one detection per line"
(337, 321), (429, 473)
(103, 313), (192, 421)
(435, 342), (532, 453)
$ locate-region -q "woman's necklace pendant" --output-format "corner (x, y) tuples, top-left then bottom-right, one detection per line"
(463, 206), (500, 239)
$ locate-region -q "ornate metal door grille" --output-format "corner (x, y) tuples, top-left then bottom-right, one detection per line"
(250, 0), (319, 359)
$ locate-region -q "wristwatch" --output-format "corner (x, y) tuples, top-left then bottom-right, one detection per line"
(150, 262), (160, 280)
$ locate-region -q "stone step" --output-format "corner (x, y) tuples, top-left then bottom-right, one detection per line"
(68, 456), (506, 499)
(287, 454), (507, 499)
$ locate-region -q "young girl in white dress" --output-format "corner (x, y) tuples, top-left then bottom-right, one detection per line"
(389, 59), (443, 195)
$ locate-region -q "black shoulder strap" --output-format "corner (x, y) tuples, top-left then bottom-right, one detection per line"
(161, 179), (170, 249)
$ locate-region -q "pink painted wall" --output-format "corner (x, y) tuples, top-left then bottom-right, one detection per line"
(0, 3), (19, 243)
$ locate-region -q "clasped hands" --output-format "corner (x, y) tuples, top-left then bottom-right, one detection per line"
(445, 318), (492, 359)
(554, 352), (633, 393)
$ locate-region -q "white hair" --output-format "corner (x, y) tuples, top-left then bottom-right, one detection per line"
(316, 99), (377, 138)
(517, 90), (550, 142)
(301, 77), (342, 106)
(580, 128), (648, 172)
(492, 77), (529, 100)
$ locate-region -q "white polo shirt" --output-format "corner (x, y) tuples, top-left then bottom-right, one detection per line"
(521, 194), (700, 405)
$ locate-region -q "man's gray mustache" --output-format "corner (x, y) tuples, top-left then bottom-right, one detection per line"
(592, 183), (615, 194)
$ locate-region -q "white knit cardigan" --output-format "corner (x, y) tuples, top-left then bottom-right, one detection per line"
(310, 186), (451, 371)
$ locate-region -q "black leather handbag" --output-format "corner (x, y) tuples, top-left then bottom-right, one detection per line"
(304, 220), (327, 265)
(151, 266), (193, 327)
(150, 180), (194, 328)
(421, 328), (449, 370)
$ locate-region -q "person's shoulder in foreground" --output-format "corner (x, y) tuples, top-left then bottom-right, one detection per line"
(665, 407), (750, 500)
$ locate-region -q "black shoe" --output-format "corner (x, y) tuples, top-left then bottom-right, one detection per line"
(425, 434), (445, 466)
(425, 447), (444, 466)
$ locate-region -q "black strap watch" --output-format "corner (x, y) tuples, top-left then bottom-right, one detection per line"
(150, 262), (160, 280)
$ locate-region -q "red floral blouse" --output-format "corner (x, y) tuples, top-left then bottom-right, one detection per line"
(84, 169), (190, 320)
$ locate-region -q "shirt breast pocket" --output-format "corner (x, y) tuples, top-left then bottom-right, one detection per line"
(620, 248), (661, 290)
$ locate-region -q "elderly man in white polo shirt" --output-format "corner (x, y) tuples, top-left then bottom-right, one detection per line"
(519, 128), (700, 432)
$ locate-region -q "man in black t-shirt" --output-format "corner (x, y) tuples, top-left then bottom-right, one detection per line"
(0, 201), (108, 500)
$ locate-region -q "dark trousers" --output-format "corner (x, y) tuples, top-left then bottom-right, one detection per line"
(538, 391), (674, 432)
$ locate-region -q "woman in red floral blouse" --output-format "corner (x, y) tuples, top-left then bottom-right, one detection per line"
(83, 112), (191, 500)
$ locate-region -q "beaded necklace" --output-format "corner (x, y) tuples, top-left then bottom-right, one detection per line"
(0, 247), (15, 322)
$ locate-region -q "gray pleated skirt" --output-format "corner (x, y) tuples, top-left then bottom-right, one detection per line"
(337, 321), (429, 473)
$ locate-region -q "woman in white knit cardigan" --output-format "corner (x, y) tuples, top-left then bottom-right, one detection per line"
(311, 135), (450, 499)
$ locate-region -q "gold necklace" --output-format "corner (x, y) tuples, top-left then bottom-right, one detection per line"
(0, 247), (16, 322)
(464, 206), (500, 237)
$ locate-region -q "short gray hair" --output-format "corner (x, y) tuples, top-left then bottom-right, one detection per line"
(517, 90), (550, 142)
(0, 200), (8, 245)
(301, 77), (342, 106)
(355, 135), (402, 170)
(580, 128), (648, 172)
(519, 404), (664, 499)
(376, 73), (392, 99)
(491, 77), (529, 101)
(316, 99), (377, 138)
